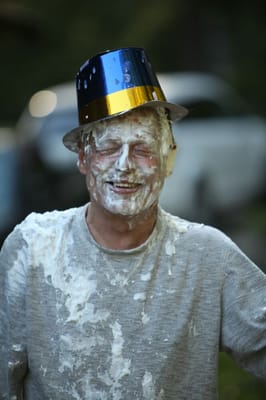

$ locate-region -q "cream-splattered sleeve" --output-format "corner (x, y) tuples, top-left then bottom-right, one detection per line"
(0, 227), (29, 399)
(220, 240), (266, 380)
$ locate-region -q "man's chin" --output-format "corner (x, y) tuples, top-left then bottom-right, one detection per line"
(103, 200), (158, 218)
(105, 207), (141, 218)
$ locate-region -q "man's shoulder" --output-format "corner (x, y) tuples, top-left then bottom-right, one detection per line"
(160, 208), (233, 246)
(6, 205), (86, 245)
(23, 206), (80, 225)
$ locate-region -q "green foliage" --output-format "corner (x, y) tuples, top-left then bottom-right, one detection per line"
(1, 0), (266, 125)
(219, 353), (266, 400)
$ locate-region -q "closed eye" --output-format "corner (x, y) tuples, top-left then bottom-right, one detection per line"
(133, 145), (155, 157)
(96, 143), (121, 156)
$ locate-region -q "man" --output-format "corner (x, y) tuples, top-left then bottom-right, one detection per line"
(0, 47), (265, 400)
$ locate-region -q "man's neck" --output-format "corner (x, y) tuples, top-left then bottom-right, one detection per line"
(86, 201), (158, 250)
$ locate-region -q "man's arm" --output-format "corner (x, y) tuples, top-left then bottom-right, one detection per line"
(220, 242), (266, 380)
(0, 229), (29, 399)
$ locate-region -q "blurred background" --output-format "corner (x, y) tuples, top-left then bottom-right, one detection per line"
(0, 0), (265, 397)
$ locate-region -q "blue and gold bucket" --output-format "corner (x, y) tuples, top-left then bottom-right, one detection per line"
(63, 47), (187, 152)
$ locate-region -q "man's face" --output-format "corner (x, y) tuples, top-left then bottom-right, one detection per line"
(80, 109), (166, 216)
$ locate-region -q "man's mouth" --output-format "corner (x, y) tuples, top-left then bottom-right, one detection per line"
(113, 182), (138, 188)
(107, 181), (141, 193)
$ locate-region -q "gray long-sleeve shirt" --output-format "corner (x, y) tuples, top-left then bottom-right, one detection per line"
(0, 204), (265, 400)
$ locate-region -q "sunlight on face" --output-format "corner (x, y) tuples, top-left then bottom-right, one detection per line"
(83, 108), (167, 216)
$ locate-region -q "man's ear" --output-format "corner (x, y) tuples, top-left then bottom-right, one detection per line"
(77, 148), (88, 175)
(165, 144), (178, 177)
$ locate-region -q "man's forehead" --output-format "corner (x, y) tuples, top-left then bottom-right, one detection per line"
(93, 108), (160, 140)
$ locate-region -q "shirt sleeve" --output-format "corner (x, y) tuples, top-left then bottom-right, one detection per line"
(0, 226), (29, 399)
(220, 239), (266, 380)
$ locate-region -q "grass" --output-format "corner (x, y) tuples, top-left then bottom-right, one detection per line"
(219, 353), (266, 399)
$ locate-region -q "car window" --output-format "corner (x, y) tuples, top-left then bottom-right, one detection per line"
(183, 100), (225, 119)
(180, 98), (247, 120)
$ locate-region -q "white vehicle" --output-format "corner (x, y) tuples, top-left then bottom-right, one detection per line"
(158, 73), (266, 221)
(15, 73), (266, 221)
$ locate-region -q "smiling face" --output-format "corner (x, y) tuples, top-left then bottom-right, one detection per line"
(78, 108), (170, 217)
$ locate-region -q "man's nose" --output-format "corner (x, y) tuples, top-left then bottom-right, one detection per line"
(115, 144), (133, 171)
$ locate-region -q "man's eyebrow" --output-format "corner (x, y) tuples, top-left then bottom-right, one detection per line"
(96, 137), (122, 144)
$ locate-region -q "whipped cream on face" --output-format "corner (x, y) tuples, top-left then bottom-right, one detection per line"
(83, 109), (167, 216)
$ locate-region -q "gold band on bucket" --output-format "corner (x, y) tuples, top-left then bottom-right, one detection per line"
(79, 85), (166, 124)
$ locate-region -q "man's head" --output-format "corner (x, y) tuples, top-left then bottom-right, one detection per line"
(62, 47), (187, 216)
(63, 47), (187, 153)
(78, 107), (174, 216)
